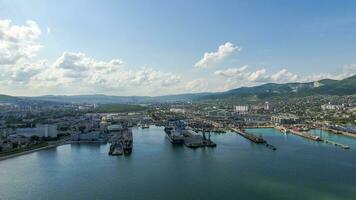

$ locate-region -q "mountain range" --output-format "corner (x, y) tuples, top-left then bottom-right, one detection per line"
(1, 75), (355, 104)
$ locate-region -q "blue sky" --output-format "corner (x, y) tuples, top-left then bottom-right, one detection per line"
(0, 0), (356, 96)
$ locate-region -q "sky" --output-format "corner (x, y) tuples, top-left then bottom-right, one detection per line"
(0, 0), (356, 96)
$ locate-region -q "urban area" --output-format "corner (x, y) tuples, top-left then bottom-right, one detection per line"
(0, 94), (355, 159)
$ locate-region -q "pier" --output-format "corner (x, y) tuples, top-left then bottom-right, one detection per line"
(231, 128), (266, 143)
(183, 129), (216, 148)
(324, 140), (350, 149)
(290, 129), (321, 141)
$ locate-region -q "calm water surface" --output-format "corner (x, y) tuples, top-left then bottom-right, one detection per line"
(1, 126), (356, 200)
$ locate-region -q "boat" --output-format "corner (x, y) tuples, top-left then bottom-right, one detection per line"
(164, 127), (173, 134)
(122, 129), (133, 154)
(166, 129), (185, 144)
(109, 142), (123, 155)
(107, 124), (133, 156)
(167, 133), (185, 144)
(141, 123), (149, 129)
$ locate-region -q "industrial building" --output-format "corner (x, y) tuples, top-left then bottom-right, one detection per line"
(71, 131), (100, 141)
(16, 124), (58, 138)
(271, 114), (300, 125)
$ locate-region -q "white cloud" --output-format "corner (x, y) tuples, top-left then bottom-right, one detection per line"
(27, 52), (182, 95)
(214, 65), (248, 77)
(214, 66), (301, 90)
(183, 79), (211, 93)
(0, 19), (183, 96)
(0, 19), (42, 65)
(270, 69), (298, 82)
(341, 63), (356, 77)
(194, 42), (241, 68)
(247, 69), (268, 82)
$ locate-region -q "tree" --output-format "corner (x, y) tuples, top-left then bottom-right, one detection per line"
(12, 142), (18, 149)
(30, 135), (40, 142)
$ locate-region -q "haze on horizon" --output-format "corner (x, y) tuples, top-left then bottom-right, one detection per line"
(0, 0), (356, 97)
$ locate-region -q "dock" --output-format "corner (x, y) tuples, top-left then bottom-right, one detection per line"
(324, 140), (350, 149)
(183, 130), (216, 148)
(231, 128), (266, 143)
(274, 126), (288, 134)
(290, 129), (321, 141)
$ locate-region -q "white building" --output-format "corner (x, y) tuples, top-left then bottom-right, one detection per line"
(37, 124), (58, 138)
(235, 105), (249, 113)
(264, 102), (270, 110)
(321, 103), (343, 110)
(170, 108), (186, 114)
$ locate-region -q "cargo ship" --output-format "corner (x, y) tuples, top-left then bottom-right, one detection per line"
(109, 142), (123, 155)
(107, 124), (133, 155)
(166, 128), (185, 144)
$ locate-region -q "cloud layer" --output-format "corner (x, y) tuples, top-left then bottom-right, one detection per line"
(0, 20), (183, 96)
(0, 19), (355, 96)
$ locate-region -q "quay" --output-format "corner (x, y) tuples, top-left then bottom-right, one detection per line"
(0, 140), (105, 161)
(274, 126), (288, 134)
(183, 130), (216, 148)
(243, 125), (274, 129)
(322, 127), (356, 139)
(231, 128), (266, 143)
(290, 129), (321, 141)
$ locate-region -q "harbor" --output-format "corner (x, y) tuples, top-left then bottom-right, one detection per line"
(2, 126), (356, 200)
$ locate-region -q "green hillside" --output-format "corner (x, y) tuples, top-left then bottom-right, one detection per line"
(199, 75), (356, 102)
(0, 94), (18, 103)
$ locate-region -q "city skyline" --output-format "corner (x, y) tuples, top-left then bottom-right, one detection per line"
(1, 0), (356, 96)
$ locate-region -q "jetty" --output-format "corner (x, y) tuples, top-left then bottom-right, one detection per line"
(231, 128), (266, 143)
(290, 129), (321, 141)
(324, 140), (350, 149)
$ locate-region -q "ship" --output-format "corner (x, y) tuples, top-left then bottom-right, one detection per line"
(164, 127), (173, 134)
(107, 124), (133, 155)
(109, 142), (123, 155)
(166, 128), (185, 144)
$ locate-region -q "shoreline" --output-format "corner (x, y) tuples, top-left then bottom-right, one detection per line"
(321, 128), (356, 139)
(0, 141), (106, 161)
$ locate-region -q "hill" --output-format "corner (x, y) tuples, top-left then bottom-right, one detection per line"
(198, 75), (356, 102)
(0, 94), (18, 103)
(1, 75), (355, 104)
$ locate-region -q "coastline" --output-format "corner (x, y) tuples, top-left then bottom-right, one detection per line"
(0, 141), (106, 161)
(322, 128), (356, 139)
